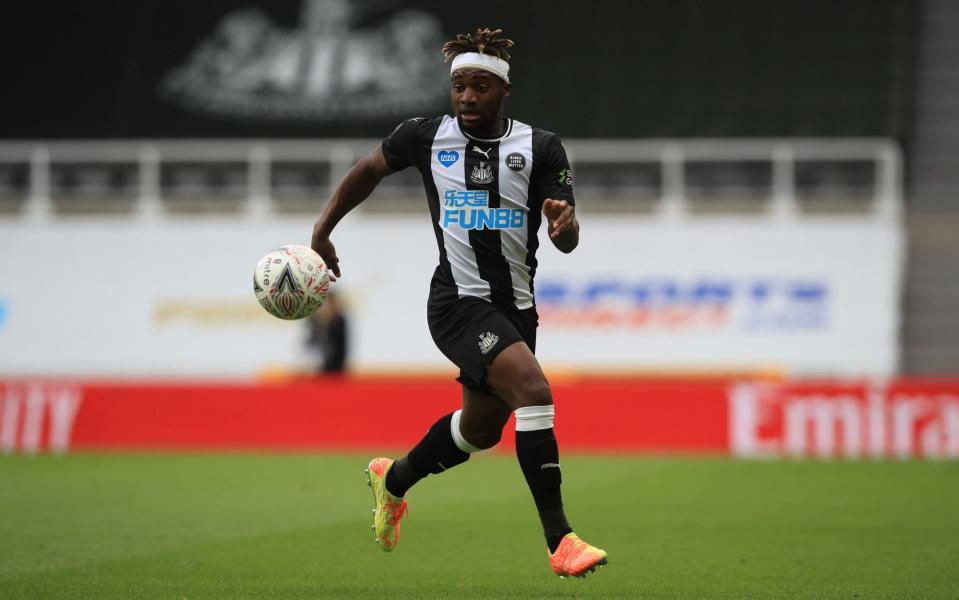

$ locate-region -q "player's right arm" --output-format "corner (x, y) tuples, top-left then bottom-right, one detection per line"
(311, 118), (424, 278)
(311, 146), (394, 279)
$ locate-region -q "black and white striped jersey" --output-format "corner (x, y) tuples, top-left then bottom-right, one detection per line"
(381, 115), (575, 312)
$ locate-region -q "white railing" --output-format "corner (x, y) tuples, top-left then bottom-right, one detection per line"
(0, 138), (903, 222)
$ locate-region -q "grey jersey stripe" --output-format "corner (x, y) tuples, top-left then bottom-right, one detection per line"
(464, 138), (515, 308)
(495, 121), (535, 309)
(430, 116), (490, 301)
(428, 116), (543, 310)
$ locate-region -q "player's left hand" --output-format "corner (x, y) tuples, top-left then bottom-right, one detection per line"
(543, 199), (575, 239)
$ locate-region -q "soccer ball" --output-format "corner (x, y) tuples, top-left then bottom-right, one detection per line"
(253, 245), (331, 320)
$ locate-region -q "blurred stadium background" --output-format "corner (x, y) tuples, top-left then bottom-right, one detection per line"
(1, 1), (957, 598)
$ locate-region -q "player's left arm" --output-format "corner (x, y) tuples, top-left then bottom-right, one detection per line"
(538, 133), (579, 253)
(543, 198), (579, 253)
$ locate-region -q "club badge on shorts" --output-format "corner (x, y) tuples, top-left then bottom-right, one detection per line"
(478, 331), (499, 355)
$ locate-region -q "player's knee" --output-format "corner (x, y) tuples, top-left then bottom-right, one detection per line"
(457, 412), (505, 450)
(466, 427), (502, 450)
(514, 375), (552, 408)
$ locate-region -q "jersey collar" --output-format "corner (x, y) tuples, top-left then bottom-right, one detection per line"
(453, 116), (514, 143)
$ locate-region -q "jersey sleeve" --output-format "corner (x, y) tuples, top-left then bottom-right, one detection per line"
(381, 118), (423, 172)
(534, 133), (575, 205)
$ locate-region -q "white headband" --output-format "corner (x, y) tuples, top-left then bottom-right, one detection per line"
(450, 52), (510, 83)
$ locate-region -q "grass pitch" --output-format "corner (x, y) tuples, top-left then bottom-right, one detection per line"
(1, 454), (957, 599)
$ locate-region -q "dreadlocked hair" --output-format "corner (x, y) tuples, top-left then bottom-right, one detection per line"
(442, 27), (514, 62)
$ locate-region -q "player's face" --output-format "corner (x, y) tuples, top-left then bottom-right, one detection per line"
(451, 69), (511, 137)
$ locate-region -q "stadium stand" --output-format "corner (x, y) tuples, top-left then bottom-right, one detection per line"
(902, 0), (959, 374)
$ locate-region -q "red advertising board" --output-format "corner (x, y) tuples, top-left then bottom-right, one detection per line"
(1, 378), (957, 458)
(730, 380), (959, 459)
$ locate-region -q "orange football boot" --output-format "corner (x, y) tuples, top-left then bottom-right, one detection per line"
(549, 533), (608, 578)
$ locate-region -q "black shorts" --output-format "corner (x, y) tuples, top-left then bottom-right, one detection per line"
(427, 296), (538, 391)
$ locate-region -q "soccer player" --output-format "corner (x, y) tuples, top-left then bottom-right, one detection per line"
(310, 27), (607, 578)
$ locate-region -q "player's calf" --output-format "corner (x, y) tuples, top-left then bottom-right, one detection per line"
(383, 411), (477, 499)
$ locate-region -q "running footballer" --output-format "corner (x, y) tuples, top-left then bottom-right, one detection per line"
(310, 28), (608, 578)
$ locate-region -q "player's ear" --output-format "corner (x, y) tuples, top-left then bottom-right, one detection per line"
(503, 81), (512, 96)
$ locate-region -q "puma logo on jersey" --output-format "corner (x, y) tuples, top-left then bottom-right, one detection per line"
(471, 145), (491, 159)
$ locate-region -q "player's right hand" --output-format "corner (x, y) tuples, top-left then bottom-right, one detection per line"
(311, 235), (340, 280)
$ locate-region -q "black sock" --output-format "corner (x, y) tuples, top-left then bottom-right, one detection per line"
(516, 427), (573, 553)
(385, 412), (469, 497)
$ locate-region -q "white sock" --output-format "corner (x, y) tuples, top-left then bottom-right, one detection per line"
(514, 405), (555, 431)
(450, 409), (482, 453)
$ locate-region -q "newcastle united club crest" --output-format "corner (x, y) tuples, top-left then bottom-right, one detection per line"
(470, 161), (494, 185)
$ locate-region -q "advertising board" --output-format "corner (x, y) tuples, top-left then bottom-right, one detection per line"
(0, 216), (901, 377)
(2, 378), (954, 459)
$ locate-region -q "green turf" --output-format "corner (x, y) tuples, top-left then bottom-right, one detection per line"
(1, 454), (957, 599)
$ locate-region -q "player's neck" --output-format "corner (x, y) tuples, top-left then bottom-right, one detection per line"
(460, 116), (508, 140)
